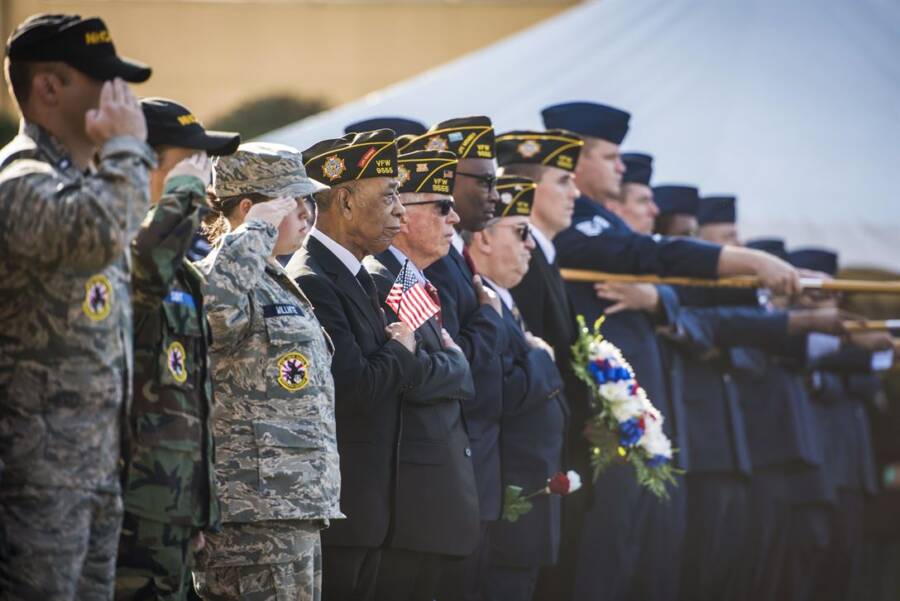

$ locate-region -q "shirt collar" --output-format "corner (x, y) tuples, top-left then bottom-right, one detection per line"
(309, 227), (362, 276)
(530, 226), (556, 264)
(482, 275), (515, 312)
(451, 230), (465, 254)
(388, 245), (426, 284)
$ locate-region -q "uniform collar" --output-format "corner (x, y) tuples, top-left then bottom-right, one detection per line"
(309, 227), (362, 277)
(23, 120), (77, 173)
(531, 226), (556, 264)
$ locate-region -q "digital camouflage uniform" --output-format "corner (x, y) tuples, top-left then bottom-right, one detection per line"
(0, 121), (154, 600)
(116, 173), (220, 600)
(193, 146), (342, 601)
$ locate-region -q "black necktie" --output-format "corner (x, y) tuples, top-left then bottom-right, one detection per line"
(356, 267), (386, 326)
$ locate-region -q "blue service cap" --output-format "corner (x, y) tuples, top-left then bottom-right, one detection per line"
(746, 237), (788, 261)
(541, 101), (630, 144)
(698, 196), (736, 225)
(344, 117), (426, 137)
(653, 185), (699, 217)
(622, 152), (653, 185)
(788, 248), (838, 276)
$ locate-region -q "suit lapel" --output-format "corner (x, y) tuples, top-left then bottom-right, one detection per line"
(307, 237), (386, 336)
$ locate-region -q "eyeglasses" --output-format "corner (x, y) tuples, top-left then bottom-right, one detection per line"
(403, 198), (455, 216)
(493, 222), (532, 242)
(457, 171), (497, 190)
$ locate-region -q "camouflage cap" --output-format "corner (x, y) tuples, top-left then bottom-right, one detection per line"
(212, 142), (328, 199)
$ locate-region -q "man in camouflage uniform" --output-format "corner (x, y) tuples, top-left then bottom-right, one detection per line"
(115, 98), (241, 601)
(193, 144), (342, 601)
(0, 14), (154, 601)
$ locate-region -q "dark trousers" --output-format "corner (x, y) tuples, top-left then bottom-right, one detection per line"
(323, 545), (381, 601)
(735, 467), (793, 601)
(437, 523), (490, 601)
(778, 503), (832, 601)
(812, 489), (864, 601)
(531, 477), (587, 601)
(572, 464), (686, 601)
(679, 473), (749, 601)
(374, 549), (448, 601)
(483, 564), (539, 601)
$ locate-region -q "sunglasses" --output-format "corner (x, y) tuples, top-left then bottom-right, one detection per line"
(403, 198), (455, 216)
(457, 171), (497, 190)
(494, 222), (532, 242)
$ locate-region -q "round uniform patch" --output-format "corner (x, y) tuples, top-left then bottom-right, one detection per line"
(82, 274), (113, 321)
(397, 164), (411, 186)
(425, 136), (449, 152)
(166, 341), (188, 384)
(322, 154), (346, 181)
(276, 352), (310, 392)
(517, 140), (541, 159)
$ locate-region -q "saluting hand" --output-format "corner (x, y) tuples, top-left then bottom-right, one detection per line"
(166, 152), (212, 187)
(85, 78), (147, 145)
(245, 196), (297, 228)
(473, 275), (502, 315)
(386, 322), (416, 353)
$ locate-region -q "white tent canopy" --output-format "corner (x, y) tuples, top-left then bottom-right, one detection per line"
(264, 0), (900, 271)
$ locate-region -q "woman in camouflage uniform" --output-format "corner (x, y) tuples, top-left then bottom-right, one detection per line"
(193, 143), (342, 601)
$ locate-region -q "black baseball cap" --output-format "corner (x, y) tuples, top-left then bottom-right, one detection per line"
(141, 98), (240, 156)
(6, 14), (151, 83)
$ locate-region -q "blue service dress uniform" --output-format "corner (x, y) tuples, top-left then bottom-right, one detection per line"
(556, 200), (720, 601)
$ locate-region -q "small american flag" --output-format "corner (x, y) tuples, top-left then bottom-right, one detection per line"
(386, 260), (440, 330)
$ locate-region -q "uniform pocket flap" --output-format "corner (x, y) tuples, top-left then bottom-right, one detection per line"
(136, 412), (202, 452)
(399, 440), (447, 465)
(162, 295), (202, 337)
(253, 420), (320, 449)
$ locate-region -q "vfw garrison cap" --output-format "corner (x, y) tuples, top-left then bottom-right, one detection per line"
(6, 14), (151, 83)
(653, 185), (700, 217)
(622, 153), (653, 185)
(402, 116), (495, 160)
(788, 248), (838, 277)
(397, 150), (457, 195)
(496, 130), (583, 172)
(698, 196), (737, 225)
(345, 117), (426, 137)
(212, 142), (328, 199)
(493, 175), (535, 219)
(303, 129), (399, 186)
(141, 98), (240, 155)
(541, 101), (630, 145)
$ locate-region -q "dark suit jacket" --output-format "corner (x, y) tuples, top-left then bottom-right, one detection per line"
(510, 243), (588, 476)
(425, 245), (507, 521)
(366, 251), (481, 556)
(488, 290), (567, 567)
(286, 236), (422, 548)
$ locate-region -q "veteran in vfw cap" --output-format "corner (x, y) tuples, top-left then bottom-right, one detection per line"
(285, 129), (431, 601)
(118, 98), (240, 601)
(653, 184), (700, 238)
(0, 13), (157, 601)
(697, 195), (739, 246)
(403, 115), (498, 234)
(193, 141), (340, 601)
